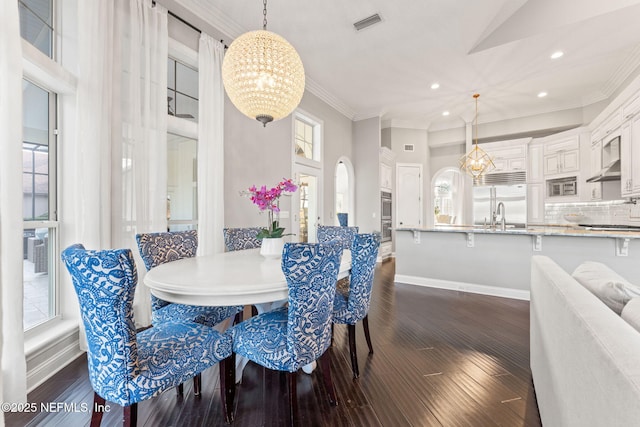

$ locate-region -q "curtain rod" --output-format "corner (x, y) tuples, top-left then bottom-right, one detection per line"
(152, 1), (228, 48)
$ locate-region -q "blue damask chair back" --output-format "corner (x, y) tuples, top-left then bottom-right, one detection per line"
(337, 212), (348, 227)
(332, 233), (380, 379)
(136, 230), (241, 329)
(283, 242), (344, 366)
(223, 227), (263, 251)
(230, 241), (343, 424)
(136, 230), (197, 311)
(61, 244), (236, 425)
(317, 225), (359, 250)
(61, 244), (139, 396)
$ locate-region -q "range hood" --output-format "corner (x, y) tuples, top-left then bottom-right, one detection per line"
(586, 158), (621, 183)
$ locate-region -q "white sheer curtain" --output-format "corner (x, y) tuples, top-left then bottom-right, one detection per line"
(197, 34), (225, 256)
(0, 0), (27, 410)
(74, 0), (114, 252)
(111, 0), (168, 326)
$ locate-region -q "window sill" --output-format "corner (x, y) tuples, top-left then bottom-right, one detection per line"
(25, 317), (79, 359)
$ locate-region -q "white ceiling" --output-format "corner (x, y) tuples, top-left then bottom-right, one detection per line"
(174, 0), (640, 131)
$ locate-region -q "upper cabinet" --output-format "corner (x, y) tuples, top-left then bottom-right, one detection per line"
(481, 138), (530, 174)
(543, 136), (580, 176)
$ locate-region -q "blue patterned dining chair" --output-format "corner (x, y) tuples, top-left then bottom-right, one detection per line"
(136, 231), (242, 394)
(223, 227), (263, 252)
(61, 244), (236, 426)
(230, 241), (344, 426)
(317, 225), (359, 250)
(332, 233), (380, 379)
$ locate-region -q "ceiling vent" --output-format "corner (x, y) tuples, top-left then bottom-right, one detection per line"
(353, 14), (382, 31)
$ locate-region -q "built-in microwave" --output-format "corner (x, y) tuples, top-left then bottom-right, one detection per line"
(547, 176), (577, 197)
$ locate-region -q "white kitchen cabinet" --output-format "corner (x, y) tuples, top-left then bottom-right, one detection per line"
(543, 136), (580, 175)
(380, 163), (392, 191)
(527, 183), (545, 224)
(589, 140), (602, 200)
(486, 144), (527, 173)
(528, 143), (544, 183)
(621, 120), (633, 197)
(620, 114), (640, 197)
(631, 114), (640, 195)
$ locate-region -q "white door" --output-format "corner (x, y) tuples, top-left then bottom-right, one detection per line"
(292, 167), (322, 242)
(396, 164), (422, 228)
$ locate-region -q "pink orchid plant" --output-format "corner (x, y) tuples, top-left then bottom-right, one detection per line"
(247, 178), (298, 239)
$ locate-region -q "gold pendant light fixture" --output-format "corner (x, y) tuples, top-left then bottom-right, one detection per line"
(222, 0), (305, 127)
(459, 93), (495, 179)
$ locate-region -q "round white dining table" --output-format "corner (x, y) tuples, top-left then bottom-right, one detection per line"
(144, 248), (351, 310)
(144, 247), (352, 381)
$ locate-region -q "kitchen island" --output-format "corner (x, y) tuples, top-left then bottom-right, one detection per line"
(395, 225), (640, 300)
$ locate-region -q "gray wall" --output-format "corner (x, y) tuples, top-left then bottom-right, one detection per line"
(298, 91), (353, 226)
(353, 117), (381, 233)
(223, 90), (354, 236)
(387, 127), (430, 226)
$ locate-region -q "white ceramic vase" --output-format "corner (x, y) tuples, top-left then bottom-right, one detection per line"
(260, 237), (285, 259)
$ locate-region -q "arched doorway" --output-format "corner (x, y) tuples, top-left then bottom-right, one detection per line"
(334, 157), (354, 226)
(432, 167), (465, 225)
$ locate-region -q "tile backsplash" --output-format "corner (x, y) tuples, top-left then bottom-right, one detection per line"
(545, 200), (640, 226)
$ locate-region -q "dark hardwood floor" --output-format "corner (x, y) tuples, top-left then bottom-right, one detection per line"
(7, 259), (541, 427)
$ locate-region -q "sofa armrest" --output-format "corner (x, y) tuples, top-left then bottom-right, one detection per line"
(531, 255), (640, 427)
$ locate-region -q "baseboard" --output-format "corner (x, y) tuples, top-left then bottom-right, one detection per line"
(394, 274), (530, 301)
(26, 324), (83, 392)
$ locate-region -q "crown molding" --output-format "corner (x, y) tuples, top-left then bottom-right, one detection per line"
(601, 43), (640, 99)
(304, 78), (356, 120)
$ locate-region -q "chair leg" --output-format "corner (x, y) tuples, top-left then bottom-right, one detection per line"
(348, 324), (359, 379)
(176, 383), (184, 396)
(287, 371), (298, 427)
(363, 315), (374, 354)
(123, 403), (137, 427)
(90, 392), (106, 427)
(220, 354), (236, 424)
(331, 323), (334, 346)
(234, 310), (243, 325)
(319, 350), (338, 406)
(194, 373), (202, 396)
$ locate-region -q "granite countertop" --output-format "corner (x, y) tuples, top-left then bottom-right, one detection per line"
(396, 224), (640, 239)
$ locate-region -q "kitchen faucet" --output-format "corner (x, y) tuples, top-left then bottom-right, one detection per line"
(496, 202), (506, 231)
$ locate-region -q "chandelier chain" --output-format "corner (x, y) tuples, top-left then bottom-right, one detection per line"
(263, 0), (268, 30)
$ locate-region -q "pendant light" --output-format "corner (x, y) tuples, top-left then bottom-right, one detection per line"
(459, 94), (495, 178)
(222, 0), (305, 127)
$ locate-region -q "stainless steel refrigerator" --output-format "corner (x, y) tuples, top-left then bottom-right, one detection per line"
(473, 184), (527, 228)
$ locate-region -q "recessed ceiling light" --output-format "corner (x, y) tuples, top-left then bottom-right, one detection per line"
(550, 51), (564, 59)
(538, 92), (548, 98)
(442, 111), (450, 116)
(431, 83), (440, 90)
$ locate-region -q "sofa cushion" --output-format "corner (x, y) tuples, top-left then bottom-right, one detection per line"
(622, 298), (640, 333)
(572, 261), (640, 315)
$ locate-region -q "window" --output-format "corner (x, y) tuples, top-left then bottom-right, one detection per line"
(292, 111), (323, 242)
(295, 117), (321, 162)
(167, 134), (198, 231)
(22, 79), (57, 330)
(167, 57), (198, 121)
(18, 0), (54, 58)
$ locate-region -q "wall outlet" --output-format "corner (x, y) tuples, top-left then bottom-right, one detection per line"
(372, 212), (376, 218)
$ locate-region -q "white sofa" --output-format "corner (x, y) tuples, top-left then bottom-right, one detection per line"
(530, 255), (640, 427)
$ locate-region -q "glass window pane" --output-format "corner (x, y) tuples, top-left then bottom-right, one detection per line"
(167, 134), (197, 223)
(167, 88), (176, 115)
(23, 227), (54, 329)
(175, 92), (198, 122)
(34, 149), (48, 174)
(22, 0), (52, 26)
(167, 58), (176, 90)
(22, 80), (50, 221)
(176, 62), (198, 99)
(18, 1), (53, 58)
